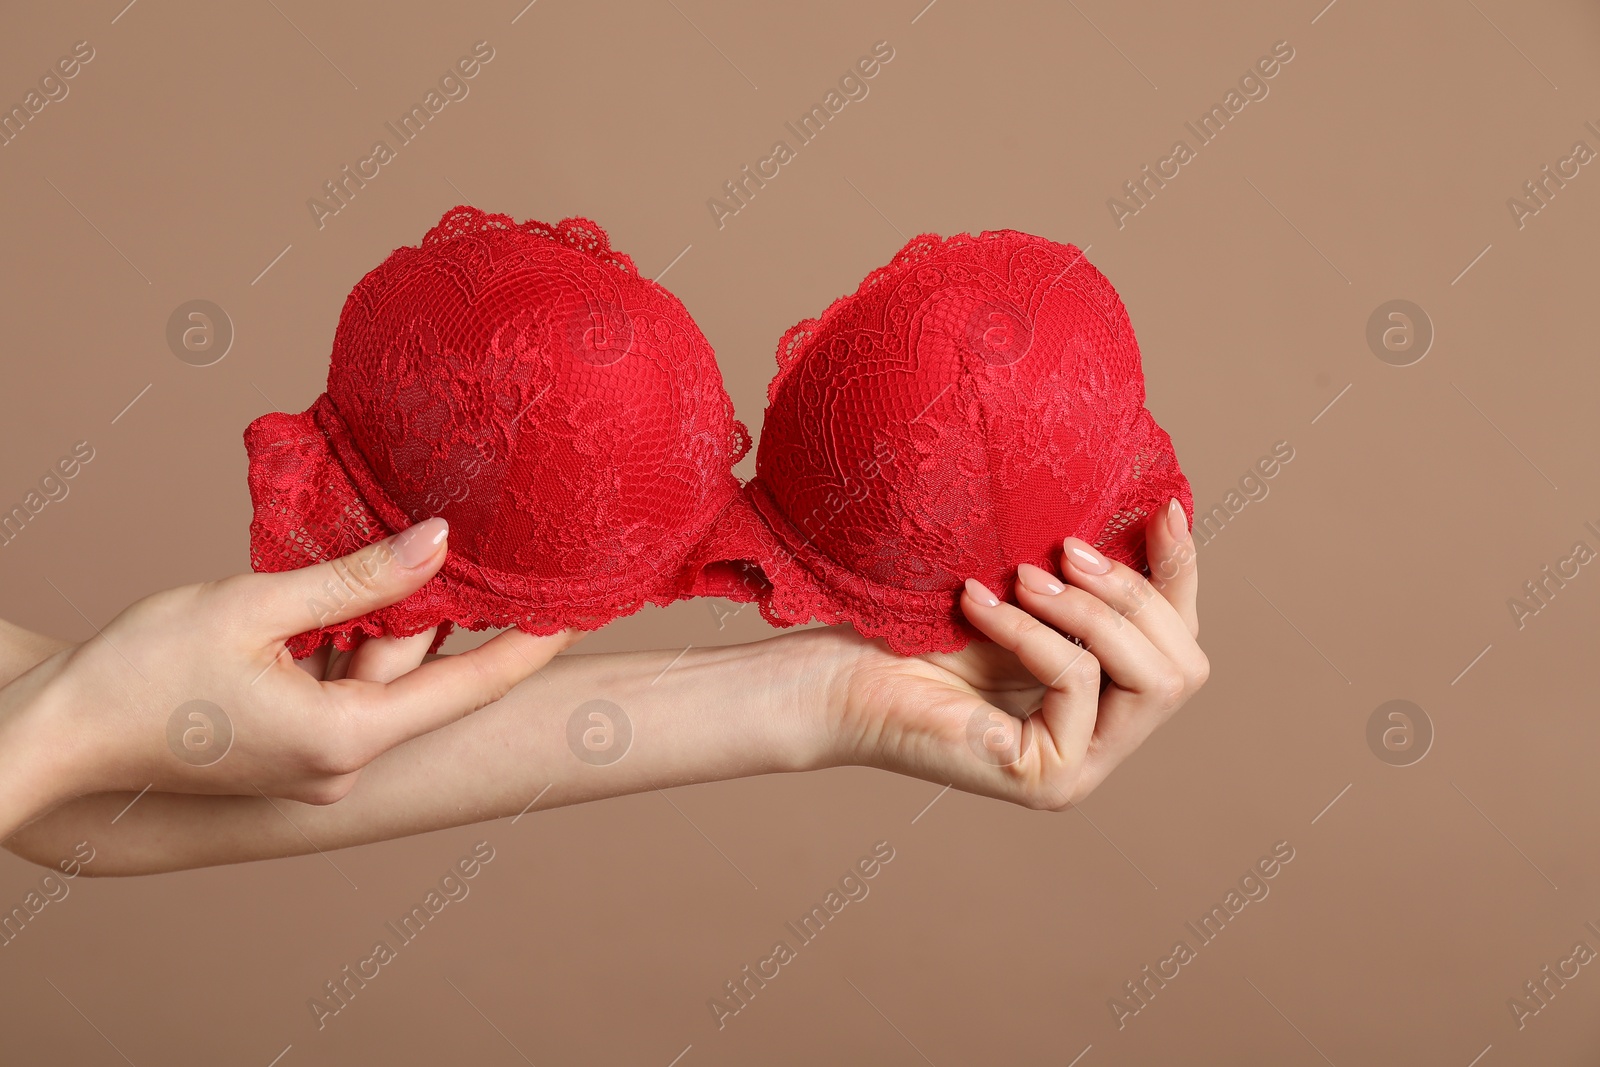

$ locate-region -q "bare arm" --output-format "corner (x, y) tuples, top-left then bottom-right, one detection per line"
(4, 502), (1206, 876)
(6, 630), (842, 874)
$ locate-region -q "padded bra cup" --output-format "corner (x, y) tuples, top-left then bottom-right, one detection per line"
(245, 206), (1192, 657)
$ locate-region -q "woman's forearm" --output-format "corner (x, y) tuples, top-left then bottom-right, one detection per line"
(0, 618), (77, 837)
(5, 628), (849, 875)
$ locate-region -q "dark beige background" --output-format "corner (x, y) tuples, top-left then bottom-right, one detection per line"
(3, 0), (1598, 1063)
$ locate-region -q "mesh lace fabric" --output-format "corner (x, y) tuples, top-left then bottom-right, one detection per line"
(245, 207), (754, 658)
(245, 206), (1192, 658)
(726, 228), (1192, 653)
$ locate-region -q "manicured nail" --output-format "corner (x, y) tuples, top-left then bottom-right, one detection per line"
(1016, 562), (1064, 595)
(1063, 537), (1111, 575)
(1167, 497), (1191, 543)
(963, 577), (1000, 607)
(393, 517), (449, 568)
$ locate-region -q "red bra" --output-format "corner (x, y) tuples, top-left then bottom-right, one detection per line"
(245, 206), (1192, 657)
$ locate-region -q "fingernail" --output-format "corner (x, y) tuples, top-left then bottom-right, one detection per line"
(963, 577), (1000, 607)
(1016, 563), (1064, 595)
(393, 517), (449, 568)
(1167, 497), (1191, 543)
(1063, 537), (1111, 575)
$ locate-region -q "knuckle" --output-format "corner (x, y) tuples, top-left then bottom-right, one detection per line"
(326, 557), (374, 604)
(476, 653), (517, 705)
(1066, 650), (1102, 688)
(319, 733), (370, 776)
(1121, 575), (1159, 616)
(332, 544), (394, 600)
(194, 575), (243, 609)
(294, 721), (365, 777)
(1153, 667), (1187, 710)
(1022, 786), (1075, 813)
(1021, 791), (1055, 812)
(195, 577), (262, 641)
(292, 775), (356, 806)
(290, 738), (326, 775)
(1186, 652), (1211, 690)
(460, 651), (512, 712)
(218, 572), (261, 603)
(1008, 614), (1049, 646)
(318, 747), (365, 778)
(134, 583), (208, 624)
(1111, 571), (1142, 600)
(1073, 595), (1112, 629)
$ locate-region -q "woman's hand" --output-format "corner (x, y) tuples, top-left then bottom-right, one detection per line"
(831, 497), (1206, 810)
(0, 517), (576, 837)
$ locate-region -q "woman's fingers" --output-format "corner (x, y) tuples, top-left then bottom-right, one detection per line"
(1013, 563), (1178, 701)
(1010, 561), (1195, 784)
(249, 518), (451, 645)
(956, 513), (1211, 808)
(959, 580), (1098, 799)
(1059, 533), (1208, 692)
(1145, 497), (1200, 638)
(334, 627), (583, 758)
(344, 628), (437, 684)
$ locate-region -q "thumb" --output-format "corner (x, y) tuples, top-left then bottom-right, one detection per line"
(259, 517), (451, 642)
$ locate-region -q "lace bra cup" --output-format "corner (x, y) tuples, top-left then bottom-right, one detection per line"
(245, 206), (1192, 658)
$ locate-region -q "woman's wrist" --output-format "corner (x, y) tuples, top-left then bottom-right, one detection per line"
(768, 625), (860, 772)
(578, 627), (851, 781)
(735, 625), (857, 774)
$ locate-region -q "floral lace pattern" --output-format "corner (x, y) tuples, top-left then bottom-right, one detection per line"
(247, 206), (750, 657)
(245, 208), (1191, 657)
(744, 229), (1191, 652)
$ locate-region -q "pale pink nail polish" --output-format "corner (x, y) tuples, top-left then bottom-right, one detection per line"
(1167, 497), (1191, 543)
(964, 577), (1000, 607)
(1063, 537), (1111, 575)
(1016, 563), (1064, 595)
(393, 517), (449, 568)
